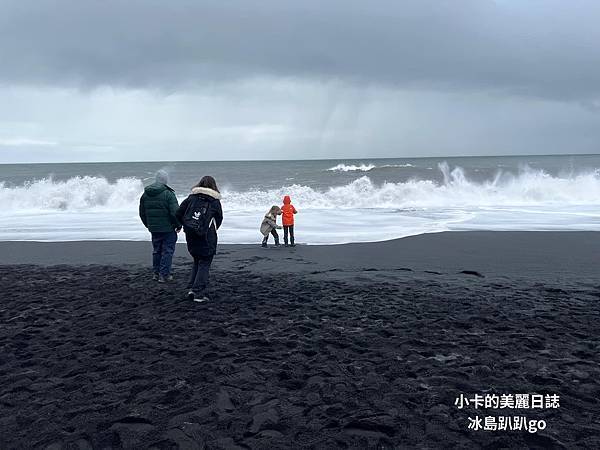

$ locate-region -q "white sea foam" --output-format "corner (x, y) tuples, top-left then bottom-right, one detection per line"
(2, 165), (600, 242)
(224, 165), (600, 210)
(381, 163), (415, 168)
(327, 163), (376, 172)
(0, 176), (144, 212)
(3, 166), (600, 212)
(326, 163), (414, 172)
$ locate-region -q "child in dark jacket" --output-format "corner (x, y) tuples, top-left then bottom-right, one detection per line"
(260, 206), (282, 247)
(281, 195), (298, 247)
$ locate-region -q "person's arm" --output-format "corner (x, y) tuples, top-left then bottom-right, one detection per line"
(139, 195), (148, 228)
(167, 191), (181, 228)
(175, 196), (188, 224)
(214, 200), (223, 229)
(293, 206), (298, 214)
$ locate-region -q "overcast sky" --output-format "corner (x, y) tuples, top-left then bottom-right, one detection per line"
(1, 0), (599, 163)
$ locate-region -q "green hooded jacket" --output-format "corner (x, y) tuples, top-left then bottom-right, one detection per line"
(139, 182), (181, 232)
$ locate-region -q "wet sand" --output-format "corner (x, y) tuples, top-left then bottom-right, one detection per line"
(1, 232), (599, 448)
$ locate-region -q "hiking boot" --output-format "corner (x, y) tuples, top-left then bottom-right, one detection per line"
(290, 243), (296, 247)
(261, 242), (267, 248)
(186, 291), (195, 301)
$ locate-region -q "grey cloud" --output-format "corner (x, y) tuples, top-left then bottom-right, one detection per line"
(1, 0), (600, 101)
(1, 81), (599, 164)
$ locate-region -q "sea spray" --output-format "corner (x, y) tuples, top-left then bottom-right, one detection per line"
(0, 176), (144, 212)
(3, 166), (600, 214)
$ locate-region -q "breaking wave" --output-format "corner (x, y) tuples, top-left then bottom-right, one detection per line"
(0, 176), (144, 212)
(228, 167), (600, 210)
(327, 163), (376, 172)
(4, 164), (600, 214)
(327, 163), (414, 172)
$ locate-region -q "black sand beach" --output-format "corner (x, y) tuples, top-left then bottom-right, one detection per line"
(1, 232), (599, 449)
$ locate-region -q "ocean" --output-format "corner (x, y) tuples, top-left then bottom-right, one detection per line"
(1, 155), (600, 244)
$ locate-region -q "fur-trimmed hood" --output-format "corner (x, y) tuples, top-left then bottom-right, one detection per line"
(191, 187), (221, 199)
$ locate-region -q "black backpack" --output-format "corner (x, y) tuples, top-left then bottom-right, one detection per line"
(182, 196), (213, 237)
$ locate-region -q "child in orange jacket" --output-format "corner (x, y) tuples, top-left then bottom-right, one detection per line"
(281, 195), (297, 247)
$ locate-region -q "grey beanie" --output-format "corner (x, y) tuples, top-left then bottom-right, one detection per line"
(156, 169), (169, 185)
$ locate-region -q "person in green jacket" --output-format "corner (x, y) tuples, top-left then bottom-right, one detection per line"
(139, 170), (181, 282)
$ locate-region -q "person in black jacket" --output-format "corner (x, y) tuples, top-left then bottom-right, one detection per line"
(176, 176), (223, 302)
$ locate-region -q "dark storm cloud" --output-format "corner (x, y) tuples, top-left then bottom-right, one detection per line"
(1, 0), (600, 101)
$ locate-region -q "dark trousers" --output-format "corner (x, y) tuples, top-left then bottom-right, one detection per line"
(262, 228), (279, 244)
(283, 225), (294, 245)
(151, 231), (177, 276)
(187, 255), (214, 294)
